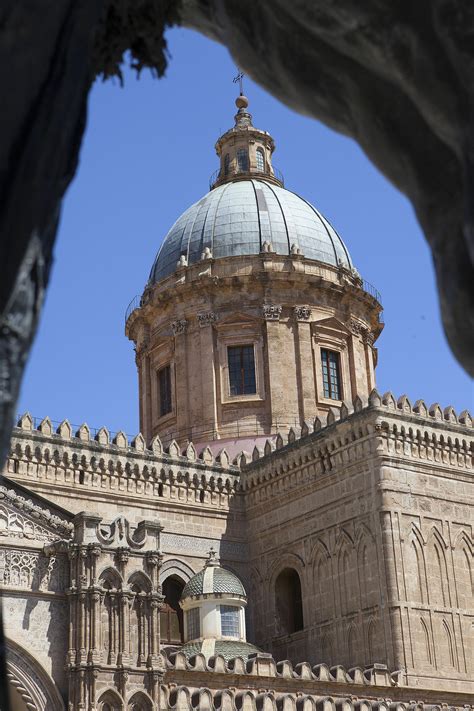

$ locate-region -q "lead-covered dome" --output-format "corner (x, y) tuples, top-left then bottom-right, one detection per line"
(149, 179), (353, 284)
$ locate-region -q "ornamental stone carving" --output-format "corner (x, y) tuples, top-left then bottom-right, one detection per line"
(0, 548), (64, 591)
(198, 311), (218, 327)
(262, 304), (282, 321)
(294, 306), (312, 321)
(171, 319), (188, 335)
(349, 318), (363, 336)
(0, 487), (73, 540)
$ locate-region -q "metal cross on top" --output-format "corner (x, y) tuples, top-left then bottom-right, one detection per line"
(233, 69), (244, 95)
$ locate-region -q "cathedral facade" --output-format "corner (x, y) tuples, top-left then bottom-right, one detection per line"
(1, 94), (473, 711)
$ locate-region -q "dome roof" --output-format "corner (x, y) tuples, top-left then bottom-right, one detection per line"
(179, 640), (260, 662)
(149, 179), (353, 283)
(181, 564), (246, 600)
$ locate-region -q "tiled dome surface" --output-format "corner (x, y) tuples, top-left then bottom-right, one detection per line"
(181, 566), (246, 599)
(149, 179), (352, 283)
(180, 640), (260, 661)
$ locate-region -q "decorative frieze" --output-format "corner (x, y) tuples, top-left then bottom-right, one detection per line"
(294, 306), (312, 321)
(0, 548), (64, 591)
(161, 532), (247, 561)
(171, 319), (188, 335)
(262, 304), (282, 321)
(198, 311), (218, 328)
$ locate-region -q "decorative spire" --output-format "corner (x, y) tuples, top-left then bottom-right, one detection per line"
(205, 546), (220, 567)
(210, 83), (283, 190)
(232, 69), (245, 96)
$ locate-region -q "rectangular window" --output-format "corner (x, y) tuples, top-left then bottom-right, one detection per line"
(228, 345), (256, 396)
(220, 605), (240, 637)
(158, 365), (172, 417)
(321, 349), (342, 400)
(186, 607), (200, 640)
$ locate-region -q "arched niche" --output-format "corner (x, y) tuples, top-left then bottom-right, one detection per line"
(6, 638), (65, 711)
(161, 574), (185, 644)
(275, 567), (304, 635)
(97, 689), (124, 711)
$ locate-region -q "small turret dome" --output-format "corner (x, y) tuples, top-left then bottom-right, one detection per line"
(181, 554), (246, 600)
(178, 550), (260, 661)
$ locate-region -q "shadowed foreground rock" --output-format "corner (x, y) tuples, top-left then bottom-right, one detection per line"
(1, 0), (473, 488)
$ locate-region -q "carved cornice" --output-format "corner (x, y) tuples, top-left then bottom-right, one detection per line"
(0, 483), (73, 538)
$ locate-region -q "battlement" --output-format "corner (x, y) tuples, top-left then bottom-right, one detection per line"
(162, 652), (473, 709)
(6, 413), (241, 514)
(9, 392), (472, 500)
(235, 390), (472, 494)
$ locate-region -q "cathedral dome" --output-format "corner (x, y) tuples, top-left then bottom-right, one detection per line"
(149, 179), (353, 284)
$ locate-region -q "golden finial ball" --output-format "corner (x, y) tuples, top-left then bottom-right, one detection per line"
(235, 95), (249, 109)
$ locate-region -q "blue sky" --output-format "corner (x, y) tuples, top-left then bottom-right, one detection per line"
(18, 28), (473, 436)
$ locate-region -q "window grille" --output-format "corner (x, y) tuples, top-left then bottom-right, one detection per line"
(237, 148), (249, 172)
(158, 365), (172, 417)
(256, 148), (265, 172)
(321, 349), (342, 400)
(220, 605), (240, 637)
(228, 345), (256, 396)
(186, 607), (200, 640)
(224, 153), (230, 175)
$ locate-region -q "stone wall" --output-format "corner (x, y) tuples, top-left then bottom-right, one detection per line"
(3, 392), (472, 696)
(242, 391), (473, 692)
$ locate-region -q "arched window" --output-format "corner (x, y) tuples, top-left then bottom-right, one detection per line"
(256, 148), (265, 172)
(160, 576), (184, 644)
(224, 153), (230, 175)
(275, 567), (304, 634)
(237, 148), (249, 172)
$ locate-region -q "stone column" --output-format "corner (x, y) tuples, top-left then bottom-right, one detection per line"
(173, 319), (189, 439)
(380, 509), (404, 670)
(198, 315), (218, 439)
(264, 307), (297, 429)
(148, 669), (164, 710)
(148, 593), (164, 666)
(88, 589), (101, 664)
(293, 308), (316, 423)
(118, 591), (132, 665)
(363, 331), (376, 392)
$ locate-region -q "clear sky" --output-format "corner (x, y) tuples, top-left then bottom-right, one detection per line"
(18, 28), (473, 437)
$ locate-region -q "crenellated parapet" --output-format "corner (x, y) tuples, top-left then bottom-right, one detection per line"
(240, 390), (473, 495)
(7, 413), (241, 512)
(159, 651), (473, 709)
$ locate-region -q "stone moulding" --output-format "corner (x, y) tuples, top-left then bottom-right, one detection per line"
(0, 484), (73, 537)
